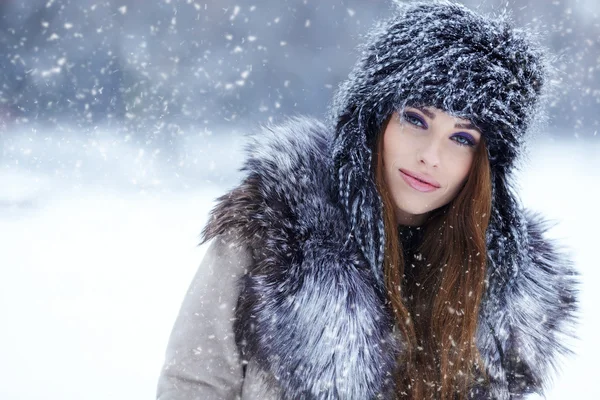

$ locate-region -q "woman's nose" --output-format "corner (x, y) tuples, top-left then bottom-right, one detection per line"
(418, 138), (441, 168)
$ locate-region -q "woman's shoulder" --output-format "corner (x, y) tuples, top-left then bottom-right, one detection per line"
(208, 231), (255, 270)
(475, 207), (579, 395)
(156, 230), (252, 400)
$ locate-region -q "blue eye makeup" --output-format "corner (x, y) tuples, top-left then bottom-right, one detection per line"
(452, 133), (476, 147)
(399, 110), (478, 148)
(402, 111), (427, 128)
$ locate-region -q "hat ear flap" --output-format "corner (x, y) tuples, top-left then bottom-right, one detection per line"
(486, 167), (528, 286)
(332, 114), (386, 290)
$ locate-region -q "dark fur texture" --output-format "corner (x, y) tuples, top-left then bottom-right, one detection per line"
(201, 116), (578, 399)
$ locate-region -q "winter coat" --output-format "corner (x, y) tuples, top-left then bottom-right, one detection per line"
(156, 116), (578, 400)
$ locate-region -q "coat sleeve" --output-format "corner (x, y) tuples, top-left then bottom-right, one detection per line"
(156, 233), (252, 400)
(477, 210), (579, 399)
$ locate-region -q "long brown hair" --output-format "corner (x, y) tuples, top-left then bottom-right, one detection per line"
(372, 116), (493, 399)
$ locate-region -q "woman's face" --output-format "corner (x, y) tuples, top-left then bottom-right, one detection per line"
(382, 106), (482, 226)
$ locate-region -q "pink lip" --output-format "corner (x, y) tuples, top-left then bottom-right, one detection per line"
(400, 170), (439, 193)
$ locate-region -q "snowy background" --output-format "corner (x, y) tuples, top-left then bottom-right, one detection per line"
(1, 0), (598, 399)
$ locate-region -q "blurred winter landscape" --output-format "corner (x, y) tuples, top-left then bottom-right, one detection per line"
(1, 0), (598, 399)
(1, 127), (598, 399)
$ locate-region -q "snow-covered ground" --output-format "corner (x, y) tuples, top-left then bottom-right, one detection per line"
(1, 129), (597, 399)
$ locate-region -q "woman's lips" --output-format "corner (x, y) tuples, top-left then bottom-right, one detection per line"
(400, 170), (439, 192)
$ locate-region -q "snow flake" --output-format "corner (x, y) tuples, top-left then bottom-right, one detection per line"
(230, 5), (240, 21)
(41, 67), (61, 77)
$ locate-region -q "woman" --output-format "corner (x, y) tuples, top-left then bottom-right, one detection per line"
(157, 2), (578, 399)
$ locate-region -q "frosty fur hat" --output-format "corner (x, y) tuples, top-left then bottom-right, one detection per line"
(328, 0), (555, 287)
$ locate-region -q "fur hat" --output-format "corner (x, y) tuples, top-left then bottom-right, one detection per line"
(328, 1), (554, 288)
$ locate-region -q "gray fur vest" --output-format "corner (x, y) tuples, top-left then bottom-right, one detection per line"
(201, 116), (578, 399)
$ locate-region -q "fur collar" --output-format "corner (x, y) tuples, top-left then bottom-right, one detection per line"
(201, 116), (578, 399)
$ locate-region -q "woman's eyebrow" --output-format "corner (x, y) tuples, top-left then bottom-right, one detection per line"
(454, 122), (478, 130)
(414, 106), (436, 119)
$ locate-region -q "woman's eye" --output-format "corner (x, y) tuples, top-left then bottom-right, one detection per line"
(452, 134), (475, 147)
(402, 112), (426, 128)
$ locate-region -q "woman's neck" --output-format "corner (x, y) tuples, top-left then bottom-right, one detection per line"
(395, 208), (428, 226)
